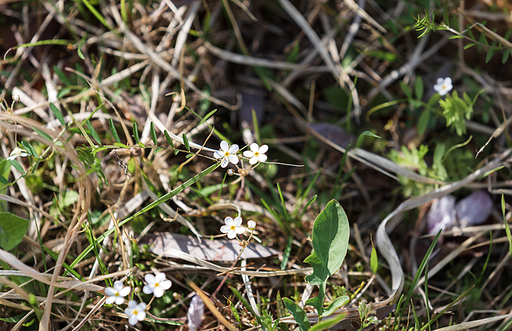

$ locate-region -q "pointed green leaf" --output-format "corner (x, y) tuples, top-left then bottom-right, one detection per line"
(164, 130), (175, 149)
(108, 118), (120, 143)
(77, 37), (86, 60)
(8, 159), (24, 173)
(31, 127), (53, 143)
(86, 120), (101, 145)
(371, 246), (379, 274)
(0, 212), (29, 251)
(133, 122), (139, 144)
(49, 103), (66, 126)
(182, 134), (190, 151)
(150, 122), (157, 145)
(415, 76), (424, 99)
(199, 109), (218, 125)
(21, 141), (37, 157)
(282, 298), (311, 331)
(322, 295), (349, 317)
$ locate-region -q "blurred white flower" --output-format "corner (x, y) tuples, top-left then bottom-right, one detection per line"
(187, 295), (205, 331)
(104, 281), (131, 305)
(220, 216), (245, 239)
(124, 300), (146, 325)
(243, 143), (268, 165)
(213, 140), (239, 168)
(433, 77), (453, 96)
(12, 95), (20, 102)
(143, 272), (172, 298)
(247, 220), (256, 230)
(7, 147), (29, 161)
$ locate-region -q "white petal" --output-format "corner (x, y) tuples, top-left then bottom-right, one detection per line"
(120, 286), (131, 296)
(128, 314), (138, 325)
(247, 220), (256, 229)
(228, 154), (239, 164)
(153, 287), (165, 297)
(258, 154), (267, 162)
(155, 273), (166, 283)
(137, 311), (146, 321)
(233, 217), (243, 226)
(250, 143), (259, 152)
(224, 217), (234, 225)
(145, 273), (155, 284)
(115, 296), (125, 305)
(243, 150), (254, 158)
(436, 77), (444, 84)
(138, 302), (147, 310)
(214, 150), (223, 159)
(143, 284), (153, 294)
(220, 158), (229, 168)
(105, 296), (116, 304)
(220, 225), (231, 234)
(127, 300), (137, 309)
(160, 279), (172, 290)
(227, 230), (236, 239)
(444, 77), (452, 85)
(259, 144), (269, 153)
(7, 155), (16, 161)
(228, 144), (239, 153)
(235, 227), (245, 234)
(249, 156), (258, 165)
(220, 140), (229, 151)
(104, 287), (117, 296)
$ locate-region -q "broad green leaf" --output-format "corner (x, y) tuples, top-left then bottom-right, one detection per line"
(322, 295), (349, 317)
(86, 120), (101, 145)
(150, 122), (157, 145)
(0, 160), (11, 186)
(282, 298), (311, 331)
(305, 288), (324, 317)
(0, 212), (29, 251)
(304, 200), (350, 285)
(370, 246), (378, 274)
(109, 118), (120, 143)
(49, 103), (66, 126)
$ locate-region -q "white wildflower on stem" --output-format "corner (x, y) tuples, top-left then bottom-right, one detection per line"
(433, 77), (453, 96)
(220, 216), (245, 239)
(104, 281), (131, 305)
(8, 147), (29, 161)
(243, 143), (268, 165)
(124, 300), (146, 325)
(142, 272), (172, 298)
(213, 140), (239, 168)
(247, 220), (256, 230)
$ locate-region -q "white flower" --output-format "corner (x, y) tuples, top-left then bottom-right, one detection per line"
(213, 140), (239, 168)
(7, 147), (29, 161)
(243, 143), (268, 165)
(104, 281), (131, 305)
(220, 216), (245, 239)
(142, 272), (172, 298)
(247, 220), (256, 230)
(13, 95), (20, 102)
(124, 300), (146, 325)
(433, 77), (453, 96)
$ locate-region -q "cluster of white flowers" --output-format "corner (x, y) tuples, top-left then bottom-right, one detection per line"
(103, 273), (172, 326)
(220, 216), (257, 240)
(214, 141), (268, 168)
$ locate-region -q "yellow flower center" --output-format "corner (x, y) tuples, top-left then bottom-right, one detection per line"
(224, 151), (230, 157)
(133, 309), (138, 315)
(115, 293), (120, 297)
(155, 282), (160, 287)
(254, 151), (260, 156)
(230, 225), (236, 230)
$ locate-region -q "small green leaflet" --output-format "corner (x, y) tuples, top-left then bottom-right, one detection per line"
(150, 122), (157, 145)
(108, 118), (120, 143)
(77, 37), (86, 60)
(0, 212), (29, 251)
(133, 122), (139, 144)
(8, 159), (24, 173)
(31, 126), (53, 143)
(182, 134), (190, 151)
(21, 141), (38, 157)
(164, 130), (175, 149)
(86, 120), (101, 145)
(49, 103), (66, 126)
(371, 245), (378, 274)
